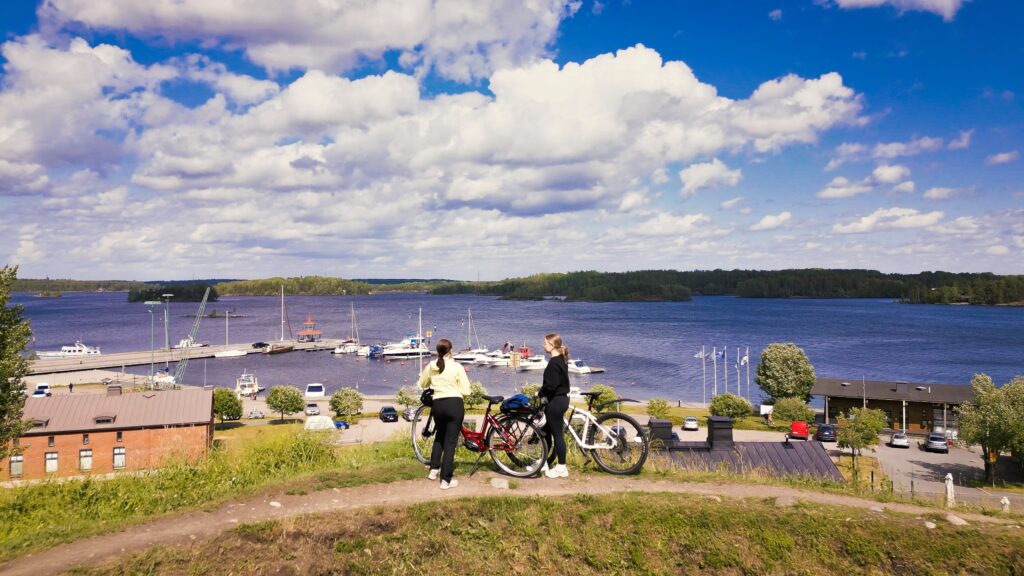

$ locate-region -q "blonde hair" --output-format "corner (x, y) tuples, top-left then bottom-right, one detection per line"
(545, 333), (569, 363)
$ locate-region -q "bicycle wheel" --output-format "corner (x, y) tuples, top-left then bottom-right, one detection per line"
(410, 404), (434, 465)
(590, 412), (649, 475)
(486, 415), (548, 478)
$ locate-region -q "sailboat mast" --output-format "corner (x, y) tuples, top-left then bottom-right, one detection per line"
(225, 311), (229, 346)
(466, 309), (471, 349)
(279, 285), (285, 341)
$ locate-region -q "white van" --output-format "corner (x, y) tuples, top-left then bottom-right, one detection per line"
(32, 383), (52, 397)
(305, 383), (325, 398)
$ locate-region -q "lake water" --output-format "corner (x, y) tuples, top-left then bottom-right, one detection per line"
(13, 291), (1024, 403)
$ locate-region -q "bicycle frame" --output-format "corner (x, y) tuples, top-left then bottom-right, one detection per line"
(561, 404), (621, 451)
(425, 404), (520, 453)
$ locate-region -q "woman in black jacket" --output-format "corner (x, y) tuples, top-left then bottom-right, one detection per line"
(540, 332), (571, 478)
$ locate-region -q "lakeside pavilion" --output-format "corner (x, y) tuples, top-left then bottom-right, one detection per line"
(811, 378), (975, 437)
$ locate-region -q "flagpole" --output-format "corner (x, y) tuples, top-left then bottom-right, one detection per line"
(746, 346), (751, 401)
(735, 347), (740, 395)
(712, 346), (718, 397)
(724, 347), (728, 395)
(701, 344), (707, 407)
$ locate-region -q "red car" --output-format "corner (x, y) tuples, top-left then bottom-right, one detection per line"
(789, 420), (810, 440)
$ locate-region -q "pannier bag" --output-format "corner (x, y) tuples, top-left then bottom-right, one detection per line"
(500, 393), (531, 413)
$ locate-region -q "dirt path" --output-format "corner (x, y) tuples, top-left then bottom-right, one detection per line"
(2, 472), (1018, 576)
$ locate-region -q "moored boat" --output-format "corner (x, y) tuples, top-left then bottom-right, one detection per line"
(214, 349), (247, 358)
(261, 343), (295, 355)
(235, 370), (262, 398)
(36, 340), (102, 358)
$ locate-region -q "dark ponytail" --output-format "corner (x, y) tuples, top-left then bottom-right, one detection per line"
(436, 338), (452, 373)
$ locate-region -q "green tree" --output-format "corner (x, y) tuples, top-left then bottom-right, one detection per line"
(588, 384), (618, 413)
(709, 393), (752, 420)
(520, 383), (541, 398)
(1, 265), (32, 462)
(771, 397), (815, 423)
(755, 343), (816, 401)
(836, 407), (888, 478)
(212, 388), (243, 423)
(395, 386), (418, 408)
(265, 386), (304, 421)
(957, 374), (1022, 485)
(330, 387), (364, 420)
(646, 398), (671, 420)
(465, 381), (488, 411)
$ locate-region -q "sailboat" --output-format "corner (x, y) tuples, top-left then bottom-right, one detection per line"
(261, 285), (294, 354)
(378, 307), (430, 359)
(214, 310), (247, 358)
(453, 309), (488, 363)
(333, 302), (364, 354)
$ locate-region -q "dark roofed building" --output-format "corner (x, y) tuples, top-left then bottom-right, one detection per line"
(3, 387), (213, 482)
(812, 378), (974, 436)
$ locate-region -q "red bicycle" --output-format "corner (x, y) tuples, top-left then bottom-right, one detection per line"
(410, 394), (549, 478)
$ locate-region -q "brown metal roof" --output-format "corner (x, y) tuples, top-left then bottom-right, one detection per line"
(21, 388), (213, 435)
(811, 377), (974, 404)
(665, 441), (844, 482)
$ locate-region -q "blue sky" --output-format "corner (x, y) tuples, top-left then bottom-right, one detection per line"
(0, 0), (1020, 280)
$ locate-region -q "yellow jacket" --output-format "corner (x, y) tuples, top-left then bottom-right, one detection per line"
(417, 356), (472, 400)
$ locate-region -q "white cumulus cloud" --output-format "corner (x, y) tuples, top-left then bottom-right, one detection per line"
(750, 211), (791, 231)
(679, 159), (742, 198)
(871, 164), (911, 184)
(830, 0), (966, 21)
(833, 207), (944, 234)
(985, 150), (1019, 165)
(923, 187), (961, 200)
(872, 136), (944, 159)
(948, 129), (973, 150)
(817, 176), (874, 199)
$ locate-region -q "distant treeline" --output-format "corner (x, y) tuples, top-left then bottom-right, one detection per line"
(216, 276), (374, 296)
(128, 284), (219, 303)
(431, 269), (1024, 305)
(12, 278), (147, 292)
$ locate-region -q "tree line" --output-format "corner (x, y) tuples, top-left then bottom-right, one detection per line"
(11, 278), (148, 292)
(432, 269), (1024, 305)
(214, 276), (374, 296)
(127, 284), (219, 303)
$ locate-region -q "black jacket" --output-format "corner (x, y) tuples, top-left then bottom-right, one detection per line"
(541, 355), (570, 399)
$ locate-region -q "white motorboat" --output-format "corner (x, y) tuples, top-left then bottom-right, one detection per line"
(517, 355), (548, 371)
(379, 335), (430, 359)
(332, 339), (359, 354)
(235, 370), (263, 398)
(475, 350), (510, 366)
(332, 303), (362, 354)
(173, 336), (208, 349)
(214, 349), (247, 358)
(152, 367), (176, 385)
(569, 359), (604, 374)
(305, 382), (326, 398)
(36, 340), (102, 358)
(453, 308), (488, 363)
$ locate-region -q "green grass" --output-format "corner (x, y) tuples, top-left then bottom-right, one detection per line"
(76, 492), (1024, 575)
(0, 428), (424, 562)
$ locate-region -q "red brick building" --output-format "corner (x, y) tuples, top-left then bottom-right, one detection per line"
(3, 387), (213, 481)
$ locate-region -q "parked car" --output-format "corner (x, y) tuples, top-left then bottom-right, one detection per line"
(305, 402), (321, 416)
(304, 382), (325, 398)
(222, 412), (240, 421)
(252, 341), (269, 349)
(788, 420), (810, 440)
(248, 409), (265, 419)
(889, 431), (910, 448)
(333, 419), (350, 430)
(402, 406), (418, 422)
(923, 432), (949, 453)
(682, 416), (699, 431)
(32, 383), (51, 397)
(814, 423), (837, 442)
(379, 406), (399, 423)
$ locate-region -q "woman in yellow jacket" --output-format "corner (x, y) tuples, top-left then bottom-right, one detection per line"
(417, 338), (472, 489)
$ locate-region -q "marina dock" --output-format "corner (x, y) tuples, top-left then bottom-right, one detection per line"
(28, 339), (348, 375)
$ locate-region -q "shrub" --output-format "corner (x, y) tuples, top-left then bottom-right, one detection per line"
(647, 398), (671, 419)
(465, 381), (488, 410)
(589, 384), (618, 413)
(710, 393), (752, 420)
(771, 397), (814, 423)
(330, 387), (363, 419)
(395, 386), (418, 408)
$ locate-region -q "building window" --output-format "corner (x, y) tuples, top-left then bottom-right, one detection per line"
(113, 447), (126, 469)
(45, 452), (58, 474)
(9, 455), (23, 478)
(79, 449), (93, 471)
(47, 435), (55, 447)
(82, 433), (89, 445)
(116, 431), (123, 442)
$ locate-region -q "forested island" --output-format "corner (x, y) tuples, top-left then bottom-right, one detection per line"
(432, 269), (1024, 305)
(127, 284), (219, 303)
(12, 278), (148, 292)
(215, 276), (374, 296)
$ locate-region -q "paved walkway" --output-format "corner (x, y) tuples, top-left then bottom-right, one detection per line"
(2, 472), (1019, 576)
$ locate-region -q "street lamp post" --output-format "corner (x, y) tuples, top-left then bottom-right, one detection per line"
(162, 293), (174, 367)
(145, 301), (161, 381)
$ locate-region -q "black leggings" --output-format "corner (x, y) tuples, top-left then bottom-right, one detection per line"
(543, 395), (570, 466)
(430, 397), (465, 483)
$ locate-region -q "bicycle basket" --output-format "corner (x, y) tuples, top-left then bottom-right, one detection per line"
(500, 393), (532, 413)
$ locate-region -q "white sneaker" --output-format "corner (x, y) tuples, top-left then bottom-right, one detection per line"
(540, 462), (549, 473)
(545, 464), (569, 478)
(427, 468), (439, 480)
(440, 479), (459, 490)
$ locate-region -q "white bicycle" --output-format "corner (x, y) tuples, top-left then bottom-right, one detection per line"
(527, 391), (650, 475)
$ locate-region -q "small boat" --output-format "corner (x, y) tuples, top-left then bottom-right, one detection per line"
(453, 308), (488, 363)
(378, 335), (430, 359)
(36, 340), (102, 358)
(517, 355), (548, 371)
(214, 349), (247, 358)
(173, 336), (208, 349)
(235, 370), (262, 398)
(569, 359), (604, 374)
(332, 339), (360, 354)
(475, 350), (510, 366)
(305, 382), (326, 398)
(152, 367), (176, 385)
(332, 303), (362, 354)
(261, 343), (295, 355)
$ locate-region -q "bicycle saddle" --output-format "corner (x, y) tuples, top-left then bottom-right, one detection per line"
(483, 394), (504, 404)
(580, 391), (603, 398)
